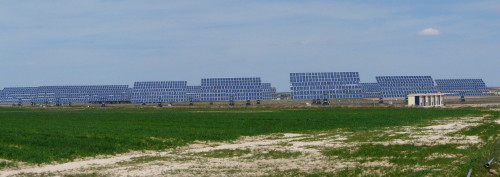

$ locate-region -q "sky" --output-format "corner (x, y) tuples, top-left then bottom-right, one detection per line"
(0, 0), (499, 91)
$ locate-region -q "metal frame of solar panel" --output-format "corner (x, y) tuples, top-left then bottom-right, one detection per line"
(435, 79), (489, 96)
(360, 83), (381, 98)
(200, 77), (264, 101)
(36, 85), (130, 103)
(186, 86), (201, 101)
(131, 81), (187, 103)
(290, 72), (362, 100)
(271, 87), (277, 98)
(1, 87), (39, 102)
(376, 76), (437, 98)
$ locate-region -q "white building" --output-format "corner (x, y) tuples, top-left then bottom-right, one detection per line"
(408, 93), (445, 107)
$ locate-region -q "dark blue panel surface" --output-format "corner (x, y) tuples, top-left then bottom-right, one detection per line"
(376, 76), (438, 98)
(289, 72), (362, 99)
(131, 81), (187, 103)
(435, 79), (489, 96)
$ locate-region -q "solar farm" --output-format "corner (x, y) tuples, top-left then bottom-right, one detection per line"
(0, 72), (494, 106)
(0, 73), (499, 176)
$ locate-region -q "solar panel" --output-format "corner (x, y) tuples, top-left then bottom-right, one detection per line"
(200, 77), (265, 101)
(0, 89), (4, 102)
(1, 87), (39, 102)
(36, 85), (130, 103)
(261, 83), (273, 100)
(289, 72), (362, 99)
(359, 83), (381, 98)
(435, 79), (489, 96)
(131, 81), (187, 103)
(376, 76), (438, 98)
(186, 86), (201, 101)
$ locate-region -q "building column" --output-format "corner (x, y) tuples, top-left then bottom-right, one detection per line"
(439, 95), (443, 106)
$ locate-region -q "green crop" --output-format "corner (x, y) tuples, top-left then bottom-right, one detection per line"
(0, 107), (485, 164)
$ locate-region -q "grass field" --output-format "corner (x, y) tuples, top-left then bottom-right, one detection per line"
(0, 107), (499, 176)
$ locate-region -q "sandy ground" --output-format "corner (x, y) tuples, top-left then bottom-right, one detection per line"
(0, 115), (492, 176)
(446, 103), (500, 108)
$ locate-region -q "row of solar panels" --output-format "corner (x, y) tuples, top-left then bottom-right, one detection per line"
(359, 77), (488, 98)
(0, 78), (276, 103)
(291, 73), (489, 99)
(0, 74), (491, 102)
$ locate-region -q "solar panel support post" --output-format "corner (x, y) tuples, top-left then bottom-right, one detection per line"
(56, 98), (61, 107)
(17, 98), (22, 107)
(85, 95), (90, 108)
(405, 97), (408, 104)
(229, 96), (235, 106)
(157, 97), (163, 108)
(101, 96), (106, 107)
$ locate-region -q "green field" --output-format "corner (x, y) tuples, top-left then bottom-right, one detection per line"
(0, 107), (499, 176)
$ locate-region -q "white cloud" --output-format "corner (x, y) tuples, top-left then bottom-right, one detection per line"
(419, 28), (441, 35)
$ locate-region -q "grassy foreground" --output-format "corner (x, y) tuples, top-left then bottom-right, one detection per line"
(0, 107), (486, 164)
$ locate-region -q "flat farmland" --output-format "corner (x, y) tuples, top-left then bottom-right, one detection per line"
(0, 107), (499, 176)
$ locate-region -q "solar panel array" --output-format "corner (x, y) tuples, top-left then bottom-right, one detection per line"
(0, 74), (492, 103)
(0, 86), (130, 103)
(376, 76), (438, 98)
(131, 81), (187, 103)
(435, 79), (489, 96)
(186, 86), (201, 101)
(2, 87), (39, 102)
(290, 72), (362, 99)
(359, 83), (381, 98)
(36, 85), (129, 103)
(200, 77), (265, 101)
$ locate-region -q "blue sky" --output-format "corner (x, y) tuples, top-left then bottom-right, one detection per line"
(1, 0), (499, 91)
